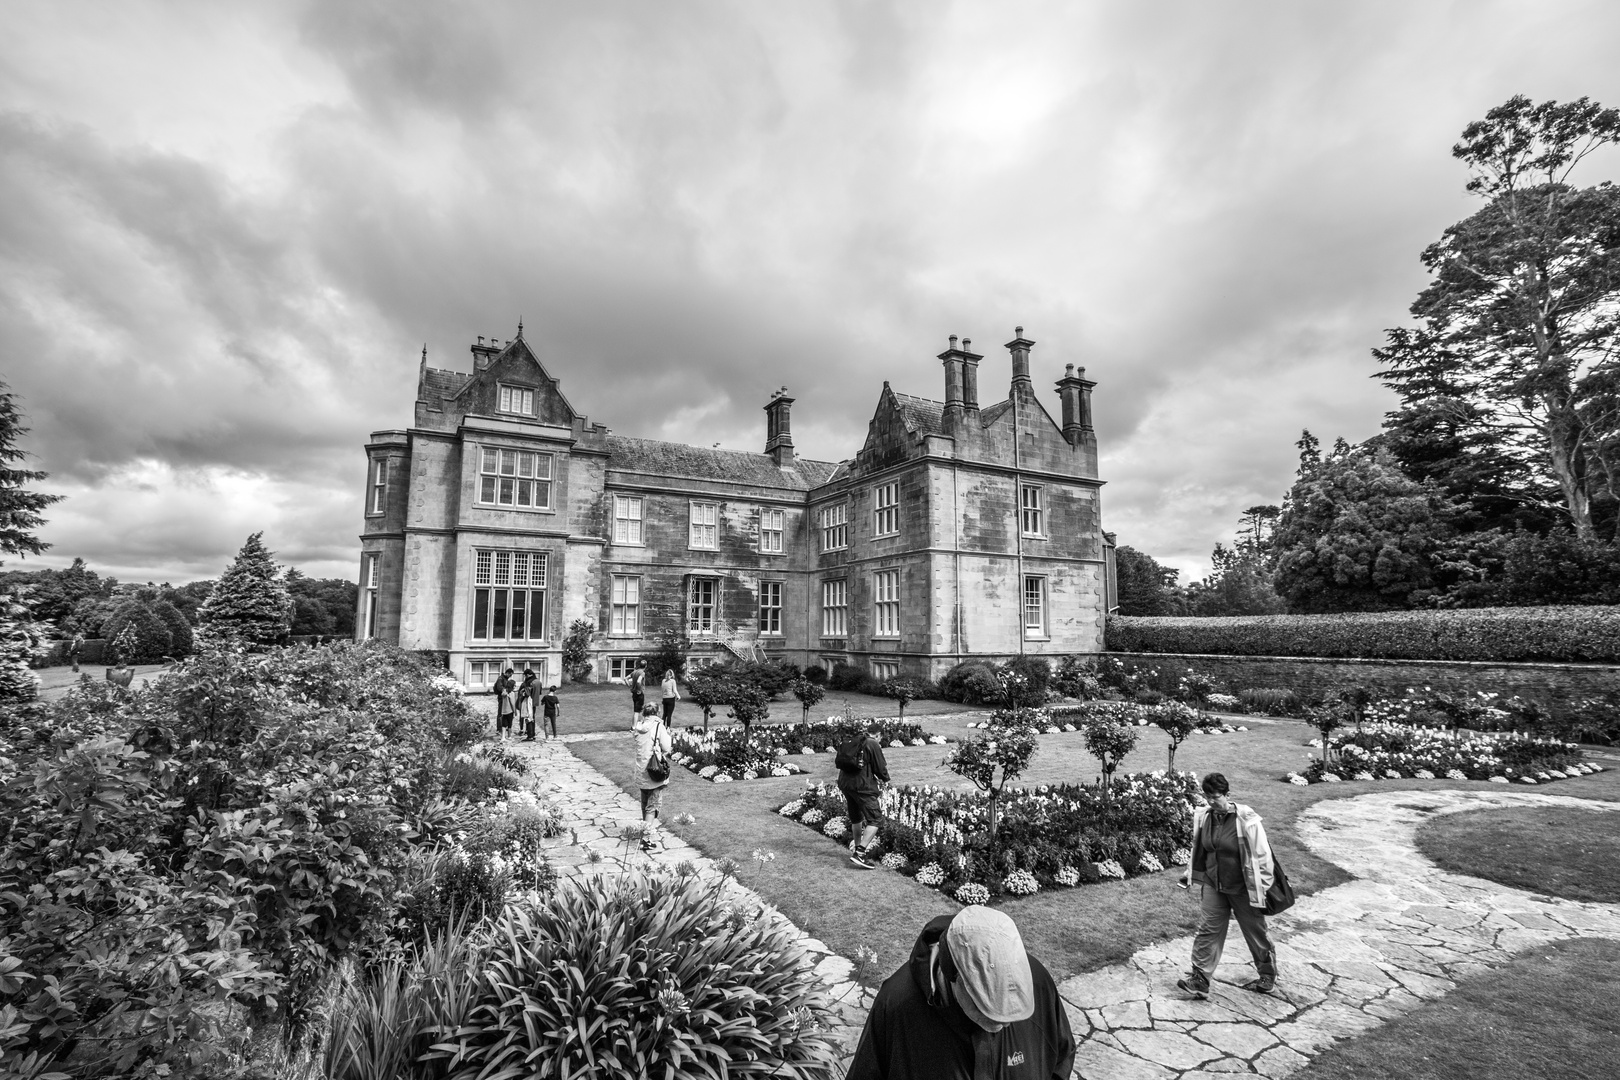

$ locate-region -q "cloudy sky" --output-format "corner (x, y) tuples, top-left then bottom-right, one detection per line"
(5, 0), (1620, 585)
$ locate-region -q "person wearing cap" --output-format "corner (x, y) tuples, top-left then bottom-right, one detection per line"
(846, 905), (1074, 1080)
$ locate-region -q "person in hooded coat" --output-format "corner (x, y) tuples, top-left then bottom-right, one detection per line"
(846, 906), (1074, 1080)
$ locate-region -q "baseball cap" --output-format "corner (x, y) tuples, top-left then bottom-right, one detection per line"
(945, 906), (1034, 1025)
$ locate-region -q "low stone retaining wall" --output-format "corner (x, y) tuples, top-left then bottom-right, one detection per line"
(1108, 650), (1619, 713)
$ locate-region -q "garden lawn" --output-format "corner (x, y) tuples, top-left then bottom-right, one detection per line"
(471, 682), (980, 737)
(1416, 805), (1620, 904)
(34, 663), (171, 701)
(1294, 937), (1620, 1080)
(568, 716), (1620, 987)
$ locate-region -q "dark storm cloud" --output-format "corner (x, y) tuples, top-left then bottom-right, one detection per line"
(5, 0), (1620, 582)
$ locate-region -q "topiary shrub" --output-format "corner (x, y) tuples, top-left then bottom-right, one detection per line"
(425, 872), (842, 1078)
(939, 660), (1001, 705)
(829, 661), (864, 691)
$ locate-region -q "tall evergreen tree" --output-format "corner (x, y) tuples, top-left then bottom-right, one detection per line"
(0, 380), (61, 561)
(197, 533), (293, 648)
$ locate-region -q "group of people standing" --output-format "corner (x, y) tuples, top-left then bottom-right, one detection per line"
(491, 667), (560, 742)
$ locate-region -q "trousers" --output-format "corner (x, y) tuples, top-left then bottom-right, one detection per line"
(1192, 885), (1276, 980)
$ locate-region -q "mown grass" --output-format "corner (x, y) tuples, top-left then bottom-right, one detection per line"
(572, 715), (1620, 986)
(1416, 804), (1620, 903)
(1295, 937), (1620, 1080)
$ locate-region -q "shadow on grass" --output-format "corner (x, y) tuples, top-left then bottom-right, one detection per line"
(1417, 804), (1620, 904)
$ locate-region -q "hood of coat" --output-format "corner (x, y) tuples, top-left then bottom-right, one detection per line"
(905, 914), (976, 1028)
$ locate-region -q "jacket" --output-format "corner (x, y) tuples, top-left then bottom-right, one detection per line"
(846, 914), (1074, 1080)
(1186, 803), (1274, 908)
(632, 715), (673, 791)
(836, 734), (889, 795)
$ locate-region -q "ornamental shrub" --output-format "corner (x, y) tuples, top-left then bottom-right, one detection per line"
(1152, 701), (1200, 771)
(424, 872), (842, 1078)
(791, 676), (826, 720)
(939, 660), (1001, 705)
(1107, 606), (1620, 663)
(101, 599), (173, 662)
(829, 661), (864, 691)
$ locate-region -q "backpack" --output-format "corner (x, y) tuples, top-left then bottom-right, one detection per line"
(835, 735), (865, 773)
(645, 722), (670, 782)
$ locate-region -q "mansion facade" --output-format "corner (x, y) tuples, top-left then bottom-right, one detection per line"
(357, 327), (1115, 689)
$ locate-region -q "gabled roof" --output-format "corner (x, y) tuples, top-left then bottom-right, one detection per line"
(421, 368), (471, 399)
(978, 399), (1012, 427)
(891, 392), (945, 436)
(605, 435), (839, 490)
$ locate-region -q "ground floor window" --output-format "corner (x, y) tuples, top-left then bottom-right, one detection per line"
(361, 553), (379, 639)
(820, 655), (844, 674)
(608, 656), (638, 682)
(687, 577), (717, 635)
(1023, 575), (1047, 636)
(471, 549), (548, 642)
(758, 580), (783, 634)
(466, 657), (550, 689)
(870, 659), (900, 681)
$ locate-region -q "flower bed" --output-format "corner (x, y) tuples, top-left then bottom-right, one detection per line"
(671, 717), (949, 782)
(776, 772), (1200, 899)
(1008, 701), (1247, 735)
(1283, 724), (1595, 785)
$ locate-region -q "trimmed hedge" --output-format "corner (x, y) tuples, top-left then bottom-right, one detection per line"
(1106, 607), (1620, 664)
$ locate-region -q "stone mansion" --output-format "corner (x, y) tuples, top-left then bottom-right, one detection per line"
(357, 327), (1115, 689)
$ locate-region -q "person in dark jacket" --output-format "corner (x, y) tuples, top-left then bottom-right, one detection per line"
(837, 720), (890, 868)
(847, 906), (1074, 1080)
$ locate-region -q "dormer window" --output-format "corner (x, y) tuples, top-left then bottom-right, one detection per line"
(498, 384), (535, 415)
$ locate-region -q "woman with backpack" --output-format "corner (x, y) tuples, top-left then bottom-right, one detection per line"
(633, 703), (673, 853)
(1176, 772), (1281, 998)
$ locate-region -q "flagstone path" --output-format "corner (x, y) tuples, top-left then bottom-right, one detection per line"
(1055, 788), (1620, 1079)
(503, 733), (877, 1057)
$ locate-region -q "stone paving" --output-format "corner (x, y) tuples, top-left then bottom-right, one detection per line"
(501, 732), (877, 1056)
(1055, 788), (1620, 1079)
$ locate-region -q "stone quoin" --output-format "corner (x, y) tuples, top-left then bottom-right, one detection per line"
(356, 326), (1116, 689)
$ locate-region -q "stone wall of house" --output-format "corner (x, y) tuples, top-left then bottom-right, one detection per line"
(1108, 650), (1620, 714)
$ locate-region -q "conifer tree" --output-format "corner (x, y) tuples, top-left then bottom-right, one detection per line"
(197, 532), (293, 648)
(0, 381), (58, 703)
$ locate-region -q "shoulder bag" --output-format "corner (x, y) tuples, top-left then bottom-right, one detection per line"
(645, 721), (671, 782)
(1263, 853), (1296, 916)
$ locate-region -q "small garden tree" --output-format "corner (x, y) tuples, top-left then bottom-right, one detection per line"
(1338, 685), (1371, 732)
(1309, 703), (1343, 765)
(943, 715), (1038, 847)
(1152, 701), (1199, 772)
(727, 681), (770, 733)
(683, 668), (728, 731)
(562, 618), (594, 682)
(1082, 714), (1140, 802)
(791, 676), (825, 721)
(197, 532), (292, 648)
(882, 676), (925, 720)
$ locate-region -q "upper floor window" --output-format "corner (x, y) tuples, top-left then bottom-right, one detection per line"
(471, 549), (548, 641)
(1021, 485), (1044, 536)
(760, 507), (784, 554)
(820, 503), (848, 552)
(368, 459), (387, 515)
(1024, 575), (1047, 636)
(758, 581), (783, 634)
(873, 569), (900, 636)
(821, 579), (847, 637)
(361, 554), (379, 639)
(873, 482), (900, 537)
(478, 447), (553, 510)
(689, 501), (718, 550)
(498, 384), (535, 415)
(613, 495), (644, 545)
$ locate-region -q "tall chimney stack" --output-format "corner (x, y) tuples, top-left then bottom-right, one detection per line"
(939, 335), (982, 436)
(764, 388), (795, 466)
(1006, 326), (1035, 391)
(1055, 362), (1096, 449)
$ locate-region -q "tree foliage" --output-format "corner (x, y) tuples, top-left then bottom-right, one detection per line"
(1113, 543), (1183, 615)
(0, 381), (60, 562)
(197, 533), (293, 648)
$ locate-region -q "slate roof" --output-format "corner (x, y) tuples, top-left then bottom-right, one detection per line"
(605, 435), (839, 490)
(892, 392), (945, 436)
(978, 399), (1012, 426)
(421, 368), (471, 399)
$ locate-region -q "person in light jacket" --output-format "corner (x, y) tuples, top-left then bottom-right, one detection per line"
(633, 703), (674, 852)
(1177, 772), (1278, 997)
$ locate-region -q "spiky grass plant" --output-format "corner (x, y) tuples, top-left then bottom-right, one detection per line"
(431, 870), (842, 1078)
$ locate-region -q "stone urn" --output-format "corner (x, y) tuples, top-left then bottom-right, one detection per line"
(105, 665), (136, 689)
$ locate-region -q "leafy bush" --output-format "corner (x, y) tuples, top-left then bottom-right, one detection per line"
(101, 599), (173, 662)
(1081, 713), (1140, 796)
(1238, 687), (1303, 717)
(562, 617), (594, 683)
(801, 665), (829, 686)
(443, 754), (523, 801)
(1107, 606), (1620, 663)
(669, 716), (944, 781)
(728, 659), (800, 698)
(1052, 654), (1103, 699)
(422, 872), (841, 1078)
(1003, 655), (1052, 700)
(829, 662), (864, 692)
(1297, 724), (1586, 784)
(938, 660), (1000, 704)
(638, 626), (688, 682)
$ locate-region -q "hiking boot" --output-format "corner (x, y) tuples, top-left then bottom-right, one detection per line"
(1244, 975), (1276, 994)
(1176, 974), (1210, 1000)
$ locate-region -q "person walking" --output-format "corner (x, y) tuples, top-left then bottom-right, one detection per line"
(1177, 772), (1279, 997)
(493, 666), (516, 741)
(632, 703), (673, 853)
(629, 663), (647, 718)
(517, 668), (538, 741)
(660, 668), (681, 726)
(540, 683), (561, 740)
(846, 905), (1075, 1080)
(836, 719), (890, 869)
(68, 632), (83, 674)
